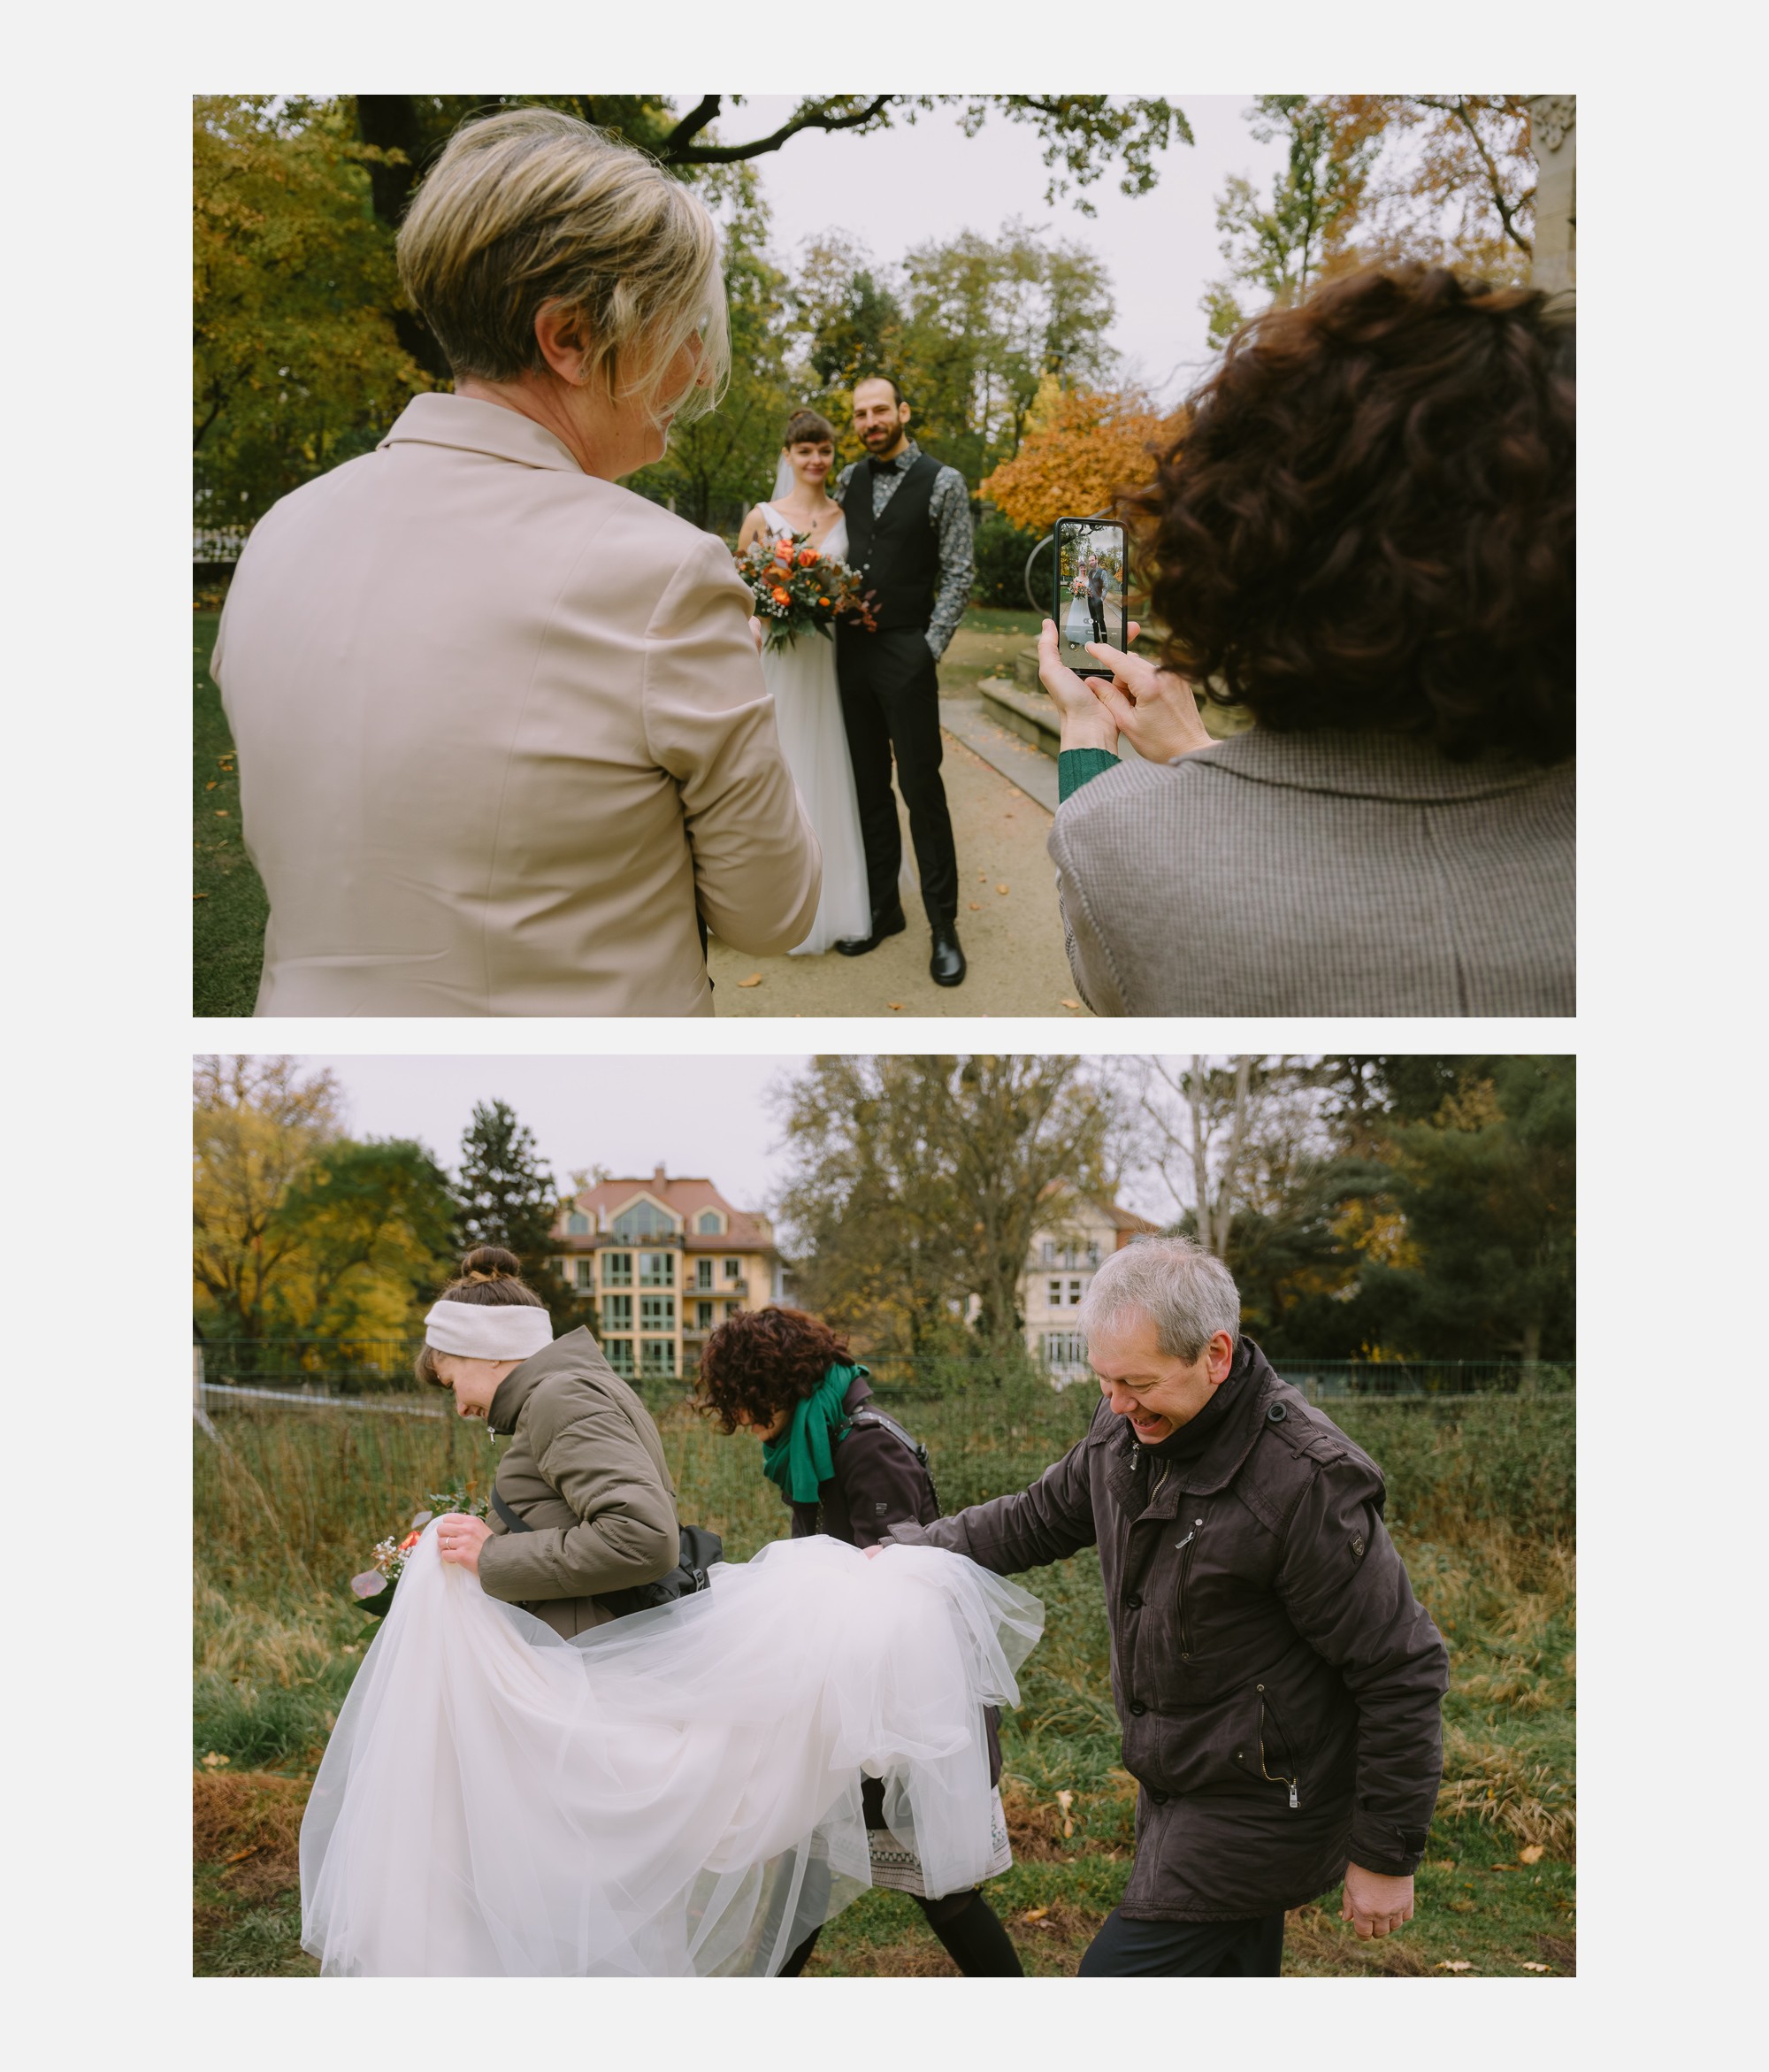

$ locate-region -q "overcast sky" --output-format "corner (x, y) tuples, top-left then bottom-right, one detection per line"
(731, 94), (1290, 403)
(296, 1053), (1176, 1224)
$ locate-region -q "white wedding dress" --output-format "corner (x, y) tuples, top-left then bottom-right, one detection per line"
(754, 502), (873, 953)
(299, 1526), (1042, 1976)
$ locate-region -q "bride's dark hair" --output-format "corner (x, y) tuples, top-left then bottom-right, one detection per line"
(783, 409), (836, 447)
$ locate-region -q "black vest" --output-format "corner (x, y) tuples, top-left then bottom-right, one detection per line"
(841, 452), (942, 633)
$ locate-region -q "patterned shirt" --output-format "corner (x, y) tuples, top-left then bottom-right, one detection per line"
(835, 439), (974, 661)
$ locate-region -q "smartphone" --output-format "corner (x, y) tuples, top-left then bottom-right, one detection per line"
(1053, 517), (1129, 676)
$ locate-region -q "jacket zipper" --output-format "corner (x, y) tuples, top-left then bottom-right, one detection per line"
(1174, 1529), (1196, 1656)
(1256, 1686), (1299, 1809)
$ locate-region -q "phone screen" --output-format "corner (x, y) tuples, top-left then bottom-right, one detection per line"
(1054, 518), (1128, 673)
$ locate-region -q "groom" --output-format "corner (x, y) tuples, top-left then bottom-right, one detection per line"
(833, 375), (975, 986)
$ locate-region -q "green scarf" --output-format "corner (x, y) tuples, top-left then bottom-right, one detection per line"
(762, 1362), (866, 1502)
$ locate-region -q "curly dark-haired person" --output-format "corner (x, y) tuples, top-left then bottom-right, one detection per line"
(697, 1306), (1022, 1977)
(1038, 265), (1574, 1017)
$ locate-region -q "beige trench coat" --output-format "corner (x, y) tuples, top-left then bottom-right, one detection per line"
(213, 393), (822, 1016)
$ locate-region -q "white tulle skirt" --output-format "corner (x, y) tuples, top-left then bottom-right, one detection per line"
(299, 1528), (1043, 1976)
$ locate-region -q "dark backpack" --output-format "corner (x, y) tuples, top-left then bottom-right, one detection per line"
(840, 1406), (941, 1516)
(489, 1489), (723, 1620)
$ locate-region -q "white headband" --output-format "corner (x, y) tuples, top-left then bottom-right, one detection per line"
(424, 1299), (554, 1362)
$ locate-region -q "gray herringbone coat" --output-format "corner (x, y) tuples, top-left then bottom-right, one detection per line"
(1048, 729), (1574, 1017)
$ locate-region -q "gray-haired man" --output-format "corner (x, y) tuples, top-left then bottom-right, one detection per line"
(878, 1236), (1449, 1976)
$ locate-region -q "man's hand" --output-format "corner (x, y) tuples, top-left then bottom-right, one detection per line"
(1082, 633), (1215, 765)
(1340, 1862), (1415, 1939)
(1038, 618), (1120, 755)
(435, 1513), (493, 1577)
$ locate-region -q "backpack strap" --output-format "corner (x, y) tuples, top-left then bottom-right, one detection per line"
(490, 1487), (532, 1534)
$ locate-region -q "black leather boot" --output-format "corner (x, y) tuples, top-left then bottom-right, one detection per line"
(835, 902), (907, 956)
(929, 920), (966, 986)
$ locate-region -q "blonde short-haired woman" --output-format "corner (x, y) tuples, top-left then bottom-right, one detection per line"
(214, 108), (822, 1017)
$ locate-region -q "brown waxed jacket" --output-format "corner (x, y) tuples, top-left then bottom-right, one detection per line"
(476, 1327), (680, 1640)
(888, 1339), (1449, 1921)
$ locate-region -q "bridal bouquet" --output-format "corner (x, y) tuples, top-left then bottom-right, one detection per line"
(734, 530), (876, 651)
(349, 1489), (488, 1618)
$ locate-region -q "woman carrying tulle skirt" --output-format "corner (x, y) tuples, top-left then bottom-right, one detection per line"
(298, 1292), (1043, 1976)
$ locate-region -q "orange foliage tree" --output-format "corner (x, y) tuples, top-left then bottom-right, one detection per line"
(977, 385), (1182, 535)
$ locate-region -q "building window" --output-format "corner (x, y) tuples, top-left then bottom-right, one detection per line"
(697, 1209), (723, 1234)
(695, 1300), (714, 1329)
(1086, 1242), (1100, 1268)
(604, 1338), (634, 1376)
(639, 1251), (674, 1286)
(639, 1294), (675, 1330)
(722, 1258), (742, 1282)
(601, 1294), (632, 1331)
(613, 1200), (676, 1239)
(566, 1210), (590, 1235)
(1047, 1278), (1063, 1308)
(1068, 1278), (1084, 1306)
(603, 1252), (632, 1287)
(573, 1258), (593, 1289)
(640, 1338), (674, 1377)
(1043, 1331), (1087, 1369)
(1040, 1239), (1054, 1265)
(694, 1259), (714, 1291)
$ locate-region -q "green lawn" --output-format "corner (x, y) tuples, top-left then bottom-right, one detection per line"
(193, 610), (265, 1017)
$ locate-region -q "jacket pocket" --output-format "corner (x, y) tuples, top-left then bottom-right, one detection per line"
(1173, 1527), (1197, 1658)
(1256, 1684), (1299, 1810)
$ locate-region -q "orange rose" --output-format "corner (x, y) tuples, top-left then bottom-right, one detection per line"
(796, 548), (817, 566)
(399, 1529), (421, 1552)
(774, 541), (793, 562)
(771, 587), (791, 604)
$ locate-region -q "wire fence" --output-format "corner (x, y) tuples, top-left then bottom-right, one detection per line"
(193, 1337), (1574, 1414)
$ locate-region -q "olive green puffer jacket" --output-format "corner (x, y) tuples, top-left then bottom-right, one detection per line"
(476, 1327), (680, 1639)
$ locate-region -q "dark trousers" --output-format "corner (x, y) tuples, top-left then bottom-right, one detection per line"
(780, 1886), (1022, 1978)
(1076, 1907), (1285, 1977)
(835, 625), (958, 927)
(1087, 599), (1107, 642)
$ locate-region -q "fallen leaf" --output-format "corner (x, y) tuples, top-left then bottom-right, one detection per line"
(996, 882), (1009, 894)
(193, 892), (208, 900)
(1520, 1962), (1551, 1973)
(200, 1752), (231, 1768)
(1449, 1900), (1477, 1913)
(1061, 998), (1081, 1009)
(205, 780), (218, 791)
(1020, 1907), (1050, 1922)
(978, 871), (988, 881)
(223, 1846), (259, 1865)
(887, 1001), (904, 1011)
(215, 810), (229, 817)
(1519, 1844), (1545, 1865)
(1054, 1791), (1074, 1811)
(1436, 1960), (1474, 1973)
(1489, 1864), (1516, 1873)
(969, 902), (982, 910)
(736, 974), (762, 988)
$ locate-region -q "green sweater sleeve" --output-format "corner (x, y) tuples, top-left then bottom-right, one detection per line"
(1057, 746), (1120, 802)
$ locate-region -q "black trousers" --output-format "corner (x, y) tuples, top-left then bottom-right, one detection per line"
(835, 625), (958, 927)
(1087, 599), (1107, 642)
(1076, 1907), (1285, 1977)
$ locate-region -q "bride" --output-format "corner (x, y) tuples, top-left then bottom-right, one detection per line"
(299, 1294), (1043, 1976)
(737, 411), (872, 955)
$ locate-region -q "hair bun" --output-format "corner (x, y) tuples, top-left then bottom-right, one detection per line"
(460, 1244), (521, 1281)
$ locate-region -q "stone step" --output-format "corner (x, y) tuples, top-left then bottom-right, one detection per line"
(979, 678), (1061, 759)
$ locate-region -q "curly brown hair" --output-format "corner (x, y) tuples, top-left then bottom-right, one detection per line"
(1126, 265), (1574, 764)
(696, 1307), (852, 1435)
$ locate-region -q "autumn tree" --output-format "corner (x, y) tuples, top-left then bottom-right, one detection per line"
(774, 1055), (1127, 1362)
(194, 98), (430, 527)
(978, 383), (1181, 538)
(192, 1056), (456, 1343)
(1201, 96), (1380, 347)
